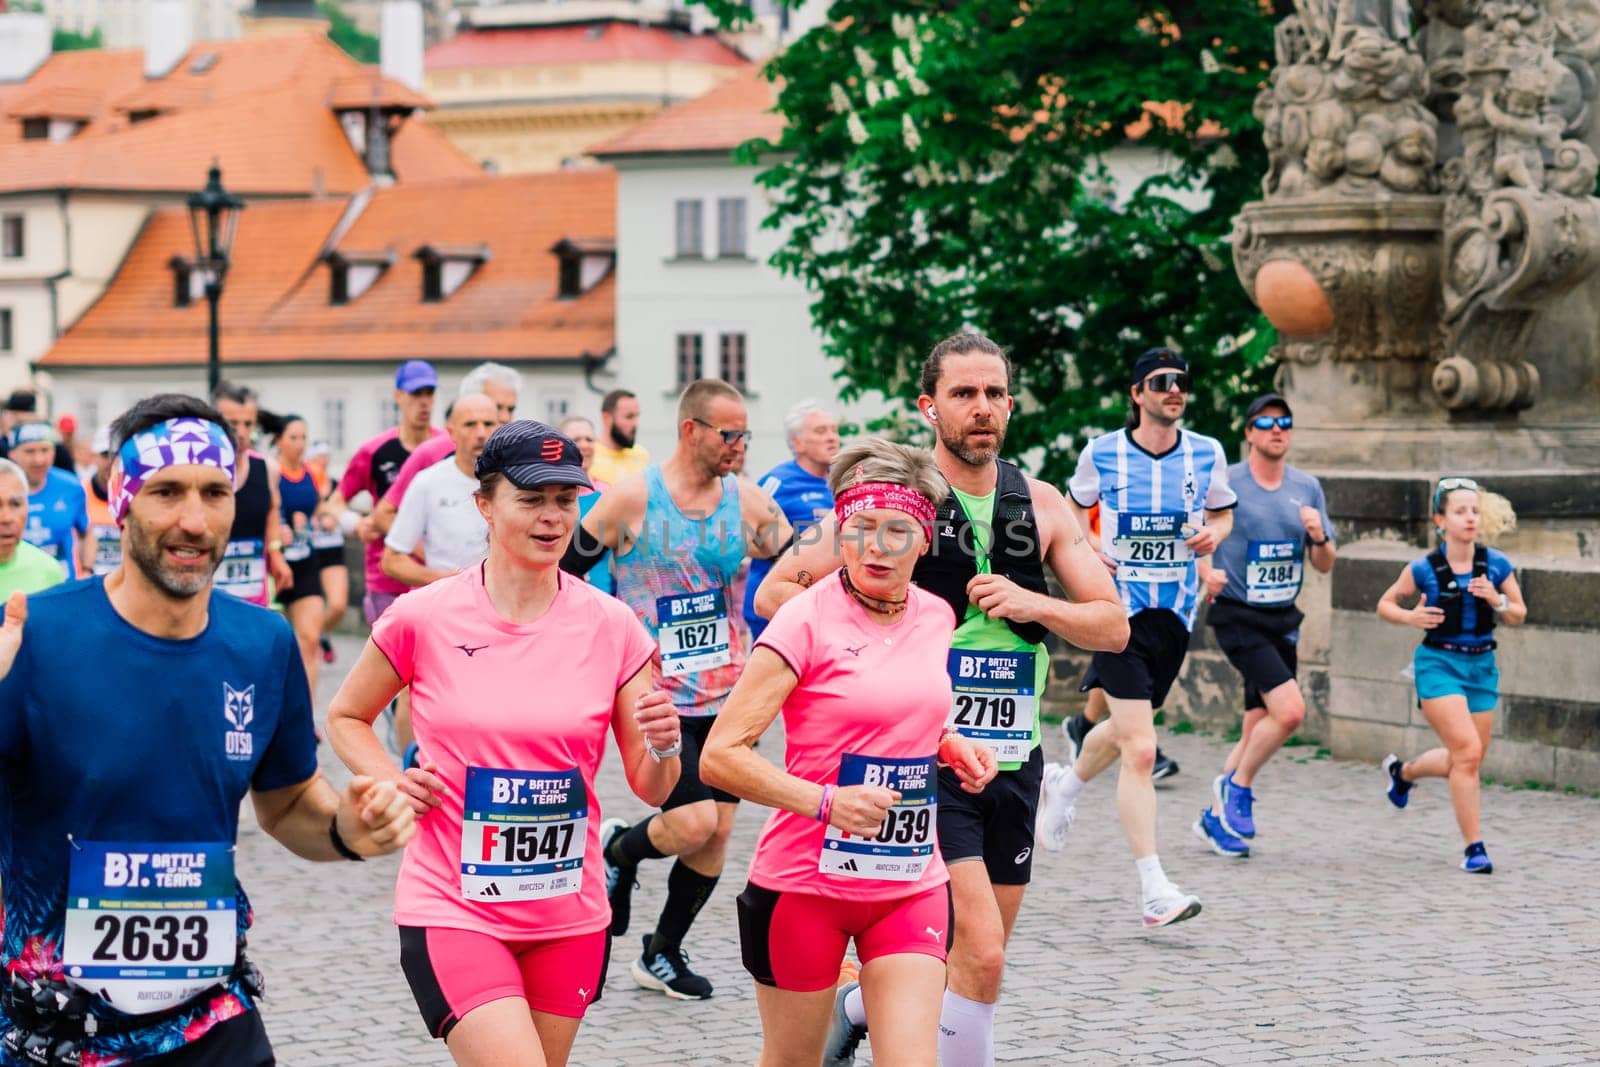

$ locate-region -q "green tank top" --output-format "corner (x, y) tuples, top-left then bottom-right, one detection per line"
(948, 485), (1048, 770)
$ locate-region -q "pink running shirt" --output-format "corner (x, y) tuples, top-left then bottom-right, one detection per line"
(373, 565), (656, 939)
(749, 572), (956, 902)
(382, 434), (457, 507)
(341, 426), (445, 598)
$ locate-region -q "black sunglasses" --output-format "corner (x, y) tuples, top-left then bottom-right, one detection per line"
(692, 417), (752, 445)
(1249, 415), (1293, 431)
(1141, 372), (1190, 394)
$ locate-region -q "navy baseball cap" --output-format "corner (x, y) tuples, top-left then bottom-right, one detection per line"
(476, 420), (592, 490)
(394, 360), (439, 393)
(1244, 393), (1293, 420)
(1130, 347), (1188, 385)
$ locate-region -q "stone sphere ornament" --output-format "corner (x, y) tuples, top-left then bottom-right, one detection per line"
(1254, 258), (1336, 337)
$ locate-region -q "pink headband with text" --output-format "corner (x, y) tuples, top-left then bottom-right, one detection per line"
(834, 481), (938, 532)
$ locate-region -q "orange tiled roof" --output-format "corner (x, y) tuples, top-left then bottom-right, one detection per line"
(589, 65), (782, 157)
(327, 73), (432, 112)
(0, 32), (479, 195)
(41, 169), (616, 368)
(425, 21), (748, 71)
(0, 48), (147, 144)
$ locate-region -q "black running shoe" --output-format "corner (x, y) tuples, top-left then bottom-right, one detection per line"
(600, 819), (635, 936)
(631, 935), (713, 1000)
(824, 981), (868, 1065)
(1062, 713), (1091, 765)
(1152, 747), (1179, 781)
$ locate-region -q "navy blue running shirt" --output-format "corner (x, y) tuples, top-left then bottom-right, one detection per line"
(0, 579), (318, 1064)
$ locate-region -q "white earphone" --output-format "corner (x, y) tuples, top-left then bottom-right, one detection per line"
(927, 409), (939, 422)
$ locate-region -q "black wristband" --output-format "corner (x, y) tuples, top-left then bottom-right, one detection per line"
(329, 814), (365, 861)
(560, 524), (604, 576)
(1309, 536), (1329, 546)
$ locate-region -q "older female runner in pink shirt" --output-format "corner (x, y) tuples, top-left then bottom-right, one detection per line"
(327, 420), (683, 1067)
(704, 438), (997, 1067)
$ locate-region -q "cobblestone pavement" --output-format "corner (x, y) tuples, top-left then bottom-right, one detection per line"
(240, 635), (1600, 1065)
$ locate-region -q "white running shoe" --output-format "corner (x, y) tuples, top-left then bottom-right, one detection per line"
(1037, 762), (1078, 852)
(1142, 882), (1202, 929)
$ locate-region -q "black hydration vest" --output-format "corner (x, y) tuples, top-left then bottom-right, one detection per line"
(1424, 545), (1495, 646)
(914, 460), (1050, 646)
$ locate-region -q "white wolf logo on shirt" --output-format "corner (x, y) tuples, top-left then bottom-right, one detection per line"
(224, 683), (255, 760)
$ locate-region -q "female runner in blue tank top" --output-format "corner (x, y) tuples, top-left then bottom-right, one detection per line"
(1375, 478), (1527, 874)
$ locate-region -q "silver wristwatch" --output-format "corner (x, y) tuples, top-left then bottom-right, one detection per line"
(648, 738), (683, 762)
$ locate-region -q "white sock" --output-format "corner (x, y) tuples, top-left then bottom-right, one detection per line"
(1058, 768), (1088, 803)
(843, 983), (867, 1027)
(938, 990), (997, 1067)
(1136, 854), (1167, 898)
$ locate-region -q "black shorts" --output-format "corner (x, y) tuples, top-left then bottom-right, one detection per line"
(277, 552), (325, 605)
(142, 1011), (274, 1066)
(661, 715), (741, 810)
(937, 745), (1044, 885)
(314, 544), (346, 570)
(1207, 599), (1301, 711)
(1080, 608), (1191, 708)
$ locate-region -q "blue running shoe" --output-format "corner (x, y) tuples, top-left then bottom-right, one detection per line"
(1382, 754), (1412, 809)
(401, 742), (420, 771)
(1214, 772), (1256, 839)
(1461, 841), (1493, 874)
(1192, 807), (1249, 858)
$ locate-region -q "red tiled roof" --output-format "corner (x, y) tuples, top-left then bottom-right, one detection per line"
(41, 169), (616, 368)
(425, 21), (748, 71)
(0, 32), (479, 195)
(327, 73), (432, 112)
(0, 48), (147, 144)
(589, 65), (782, 157)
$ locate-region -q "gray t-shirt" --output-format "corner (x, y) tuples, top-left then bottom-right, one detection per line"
(1211, 462), (1335, 608)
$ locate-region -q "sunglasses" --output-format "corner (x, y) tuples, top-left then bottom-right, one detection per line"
(1249, 415), (1293, 431)
(1141, 372), (1190, 394)
(693, 417), (753, 445)
(1432, 476), (1480, 510)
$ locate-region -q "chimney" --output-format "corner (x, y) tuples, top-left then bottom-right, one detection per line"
(145, 0), (192, 80)
(0, 11), (51, 83)
(380, 0), (424, 94)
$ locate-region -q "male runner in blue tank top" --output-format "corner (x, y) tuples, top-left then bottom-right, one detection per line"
(1193, 394), (1337, 857)
(1042, 347), (1236, 929)
(562, 378), (791, 1000)
(758, 332), (1128, 1067)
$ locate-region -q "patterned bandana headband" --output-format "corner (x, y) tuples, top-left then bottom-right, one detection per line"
(109, 418), (237, 524)
(834, 481), (938, 533)
(4, 422), (56, 451)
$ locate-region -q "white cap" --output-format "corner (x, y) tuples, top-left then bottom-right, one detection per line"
(92, 426), (112, 454)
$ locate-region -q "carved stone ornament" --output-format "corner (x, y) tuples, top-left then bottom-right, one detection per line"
(1236, 0), (1600, 415)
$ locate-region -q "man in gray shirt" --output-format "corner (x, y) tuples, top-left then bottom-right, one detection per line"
(1194, 393), (1336, 858)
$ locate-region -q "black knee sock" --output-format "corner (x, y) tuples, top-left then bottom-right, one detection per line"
(649, 860), (719, 954)
(608, 816), (666, 868)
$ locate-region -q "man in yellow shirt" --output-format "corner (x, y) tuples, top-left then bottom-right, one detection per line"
(590, 388), (651, 485)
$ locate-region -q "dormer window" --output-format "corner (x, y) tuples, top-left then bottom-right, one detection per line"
(19, 116), (83, 142)
(325, 248), (394, 305)
(414, 244), (490, 302)
(168, 257), (208, 307)
(549, 238), (615, 300)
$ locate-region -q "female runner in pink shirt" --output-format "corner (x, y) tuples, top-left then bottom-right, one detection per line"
(703, 438), (997, 1067)
(327, 420), (683, 1067)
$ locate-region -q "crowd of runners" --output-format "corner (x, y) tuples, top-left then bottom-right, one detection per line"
(0, 335), (1528, 1066)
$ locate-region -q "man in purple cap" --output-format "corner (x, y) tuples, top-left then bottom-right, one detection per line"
(324, 361), (444, 751)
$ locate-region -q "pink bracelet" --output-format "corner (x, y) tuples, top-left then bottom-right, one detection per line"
(816, 784), (836, 824)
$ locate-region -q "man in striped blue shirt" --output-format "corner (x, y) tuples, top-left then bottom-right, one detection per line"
(1040, 348), (1236, 929)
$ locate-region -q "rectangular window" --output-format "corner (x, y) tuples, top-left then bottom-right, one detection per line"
(717, 198), (747, 257)
(1, 215), (23, 259)
(20, 118), (48, 141)
(544, 393), (573, 423)
(718, 332), (747, 391)
(674, 199), (703, 258)
(322, 396), (346, 452)
(421, 261), (443, 302)
(378, 394), (398, 432)
(0, 309), (11, 353)
(558, 255), (580, 299)
(330, 266), (349, 306)
(675, 333), (703, 390)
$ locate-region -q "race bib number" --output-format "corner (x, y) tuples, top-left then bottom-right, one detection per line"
(946, 650), (1035, 763)
(310, 528), (345, 551)
(460, 767), (587, 903)
(282, 534), (313, 563)
(656, 590), (731, 677)
(215, 539), (266, 599)
(92, 523), (122, 575)
(820, 753), (937, 882)
(1246, 540), (1303, 605)
(1112, 513), (1193, 583)
(62, 842), (236, 1015)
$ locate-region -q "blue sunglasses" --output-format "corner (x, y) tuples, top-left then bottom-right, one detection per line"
(1249, 415), (1293, 431)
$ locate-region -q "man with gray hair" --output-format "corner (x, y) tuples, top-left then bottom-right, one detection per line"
(742, 399), (839, 640)
(0, 458), (65, 598)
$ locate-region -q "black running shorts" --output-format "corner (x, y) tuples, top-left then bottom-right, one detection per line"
(142, 1011), (274, 1066)
(937, 746), (1045, 885)
(661, 715), (741, 810)
(276, 552), (325, 605)
(1207, 598), (1301, 711)
(1079, 608), (1191, 708)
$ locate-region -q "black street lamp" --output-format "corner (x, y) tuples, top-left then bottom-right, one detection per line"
(186, 164), (244, 396)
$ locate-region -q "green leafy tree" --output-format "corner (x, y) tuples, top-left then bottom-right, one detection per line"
(53, 26), (102, 50)
(321, 0), (380, 65)
(717, 1), (1284, 481)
